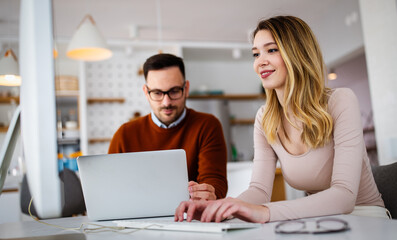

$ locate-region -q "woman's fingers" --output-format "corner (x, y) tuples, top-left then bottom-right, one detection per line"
(174, 200), (212, 222)
(200, 198), (235, 222)
(216, 201), (238, 222)
(186, 202), (197, 222)
(175, 198), (270, 223)
(174, 201), (189, 221)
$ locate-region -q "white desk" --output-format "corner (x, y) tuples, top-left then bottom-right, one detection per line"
(0, 215), (396, 240)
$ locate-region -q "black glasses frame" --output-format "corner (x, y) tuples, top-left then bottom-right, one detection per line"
(146, 83), (186, 101)
(274, 217), (350, 234)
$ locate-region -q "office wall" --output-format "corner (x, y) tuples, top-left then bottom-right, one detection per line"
(359, 0), (397, 165)
(183, 48), (259, 94)
(328, 53), (377, 165)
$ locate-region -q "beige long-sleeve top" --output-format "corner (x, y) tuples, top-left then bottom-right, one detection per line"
(237, 88), (384, 222)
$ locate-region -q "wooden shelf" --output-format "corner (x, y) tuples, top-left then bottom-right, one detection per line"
(1, 188), (18, 193)
(189, 94), (266, 100)
(0, 96), (19, 104)
(89, 138), (112, 144)
(58, 137), (80, 145)
(0, 126), (8, 132)
(56, 90), (79, 97)
(363, 126), (375, 133)
(87, 98), (125, 104)
(230, 119), (255, 125)
(366, 145), (377, 152)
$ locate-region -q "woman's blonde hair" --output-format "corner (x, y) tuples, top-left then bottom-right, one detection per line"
(253, 16), (333, 148)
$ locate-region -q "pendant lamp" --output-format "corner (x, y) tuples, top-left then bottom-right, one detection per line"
(0, 49), (21, 86)
(328, 69), (337, 80)
(66, 14), (112, 61)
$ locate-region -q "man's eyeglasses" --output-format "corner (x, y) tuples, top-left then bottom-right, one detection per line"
(275, 217), (350, 234)
(146, 84), (185, 101)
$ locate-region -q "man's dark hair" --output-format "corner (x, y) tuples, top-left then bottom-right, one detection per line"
(143, 53), (185, 80)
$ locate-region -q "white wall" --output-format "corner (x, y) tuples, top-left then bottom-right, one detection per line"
(328, 53), (372, 118)
(359, 0), (397, 165)
(314, 0), (364, 67)
(328, 52), (378, 165)
(183, 48), (259, 94)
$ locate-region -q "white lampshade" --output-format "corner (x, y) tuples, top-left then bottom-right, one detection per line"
(66, 15), (112, 61)
(0, 49), (21, 86)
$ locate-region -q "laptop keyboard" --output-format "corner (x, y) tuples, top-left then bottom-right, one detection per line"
(113, 219), (261, 233)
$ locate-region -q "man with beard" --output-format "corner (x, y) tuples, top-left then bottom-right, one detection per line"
(108, 53), (228, 200)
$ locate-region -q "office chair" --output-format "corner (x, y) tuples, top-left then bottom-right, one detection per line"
(20, 168), (86, 218)
(372, 162), (397, 219)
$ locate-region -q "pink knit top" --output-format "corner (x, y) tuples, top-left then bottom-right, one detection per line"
(238, 88), (384, 222)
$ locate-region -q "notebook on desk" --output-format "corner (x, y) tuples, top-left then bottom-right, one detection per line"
(77, 149), (190, 221)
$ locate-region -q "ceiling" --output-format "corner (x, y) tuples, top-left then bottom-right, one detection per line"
(0, 0), (364, 65)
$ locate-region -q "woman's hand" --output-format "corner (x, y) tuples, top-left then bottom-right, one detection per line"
(174, 197), (270, 223)
(174, 200), (212, 222)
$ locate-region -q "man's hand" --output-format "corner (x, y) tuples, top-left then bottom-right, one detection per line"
(188, 181), (217, 201)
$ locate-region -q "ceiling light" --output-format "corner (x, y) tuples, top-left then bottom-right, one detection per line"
(328, 69), (337, 80)
(0, 49), (21, 86)
(66, 14), (112, 61)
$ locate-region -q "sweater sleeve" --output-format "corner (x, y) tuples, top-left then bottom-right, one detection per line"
(237, 107), (278, 204)
(196, 115), (228, 199)
(264, 88), (365, 221)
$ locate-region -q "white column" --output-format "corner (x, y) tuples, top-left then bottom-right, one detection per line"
(359, 0), (397, 165)
(78, 61), (88, 155)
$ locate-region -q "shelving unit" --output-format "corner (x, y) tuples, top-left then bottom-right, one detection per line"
(85, 97), (126, 145)
(55, 81), (81, 172)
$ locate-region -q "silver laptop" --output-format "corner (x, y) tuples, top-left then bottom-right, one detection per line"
(77, 149), (190, 221)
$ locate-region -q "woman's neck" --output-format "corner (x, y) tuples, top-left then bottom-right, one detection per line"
(275, 88), (285, 107)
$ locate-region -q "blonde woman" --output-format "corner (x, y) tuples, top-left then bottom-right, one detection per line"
(175, 15), (389, 223)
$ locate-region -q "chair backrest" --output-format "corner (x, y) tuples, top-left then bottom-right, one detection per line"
(372, 162), (397, 219)
(20, 168), (86, 218)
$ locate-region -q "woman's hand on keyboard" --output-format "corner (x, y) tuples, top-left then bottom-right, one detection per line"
(175, 197), (270, 223)
(175, 200), (212, 222)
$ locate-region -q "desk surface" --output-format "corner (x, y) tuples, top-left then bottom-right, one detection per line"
(0, 214), (396, 240)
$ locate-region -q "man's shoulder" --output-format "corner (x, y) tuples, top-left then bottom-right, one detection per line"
(118, 114), (151, 131)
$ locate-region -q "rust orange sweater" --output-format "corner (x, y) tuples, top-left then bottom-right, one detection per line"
(108, 108), (228, 198)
